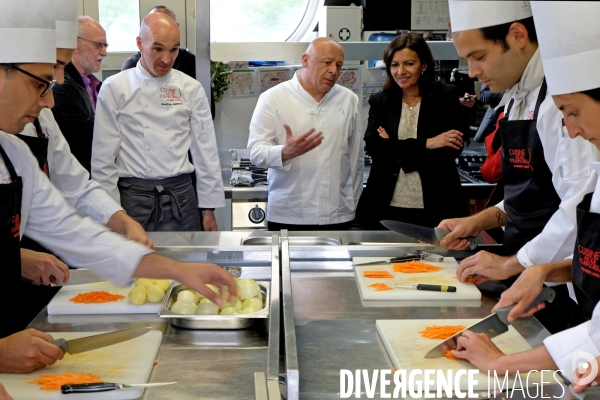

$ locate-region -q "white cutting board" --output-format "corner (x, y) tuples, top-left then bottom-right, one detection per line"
(354, 257), (481, 301)
(376, 319), (546, 392)
(47, 283), (162, 315)
(1, 330), (162, 400)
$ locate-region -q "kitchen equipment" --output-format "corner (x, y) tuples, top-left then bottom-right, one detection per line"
(425, 287), (556, 358)
(51, 269), (104, 286)
(376, 319), (547, 392)
(353, 257), (481, 301)
(395, 284), (456, 292)
(353, 250), (443, 266)
(49, 328), (152, 355)
(47, 283), (163, 315)
(232, 201), (268, 230)
(159, 282), (270, 329)
(380, 220), (482, 250)
(559, 372), (600, 400)
(62, 382), (175, 393)
(1, 330), (162, 400)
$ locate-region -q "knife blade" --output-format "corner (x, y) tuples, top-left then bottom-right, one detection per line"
(61, 382), (176, 393)
(51, 268), (105, 286)
(380, 220), (481, 250)
(48, 327), (152, 355)
(395, 284), (457, 292)
(424, 287), (556, 358)
(353, 254), (422, 266)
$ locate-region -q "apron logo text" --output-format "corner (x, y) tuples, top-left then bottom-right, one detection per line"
(160, 87), (182, 102)
(578, 244), (600, 276)
(508, 148), (533, 171)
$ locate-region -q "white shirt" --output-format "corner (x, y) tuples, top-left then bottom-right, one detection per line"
(92, 62), (225, 208)
(18, 108), (123, 225)
(247, 72), (364, 225)
(0, 133), (152, 287)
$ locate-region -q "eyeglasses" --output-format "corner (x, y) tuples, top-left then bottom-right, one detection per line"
(77, 36), (109, 50)
(6, 63), (56, 97)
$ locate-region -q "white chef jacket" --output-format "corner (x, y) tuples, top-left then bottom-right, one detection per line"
(18, 108), (123, 225)
(92, 61), (225, 208)
(247, 72), (364, 225)
(492, 50), (599, 268)
(0, 132), (152, 287)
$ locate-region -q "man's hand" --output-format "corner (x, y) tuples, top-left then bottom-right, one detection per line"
(0, 329), (64, 373)
(438, 217), (481, 250)
(106, 211), (152, 248)
(573, 355), (600, 392)
(0, 382), (12, 400)
(456, 253), (524, 283)
(21, 249), (69, 285)
(201, 210), (218, 231)
(167, 263), (238, 307)
(492, 264), (548, 322)
(453, 330), (506, 372)
(459, 93), (476, 108)
(281, 124), (323, 162)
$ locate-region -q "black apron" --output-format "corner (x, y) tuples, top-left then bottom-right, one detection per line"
(500, 80), (561, 255)
(572, 192), (600, 320)
(0, 143), (23, 338)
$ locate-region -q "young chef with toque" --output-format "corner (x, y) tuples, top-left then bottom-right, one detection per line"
(0, 0), (236, 379)
(450, 4), (600, 388)
(438, 0), (600, 334)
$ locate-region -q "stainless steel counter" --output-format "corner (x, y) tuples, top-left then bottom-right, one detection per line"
(27, 232), (570, 399)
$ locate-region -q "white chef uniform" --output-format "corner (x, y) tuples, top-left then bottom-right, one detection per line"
(0, 132), (152, 287)
(533, 1), (600, 380)
(17, 109), (124, 225)
(91, 61), (224, 208)
(247, 71), (364, 225)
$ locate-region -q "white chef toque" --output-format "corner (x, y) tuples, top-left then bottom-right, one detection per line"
(56, 0), (78, 49)
(449, 0), (532, 33)
(532, 1), (600, 95)
(0, 0), (56, 63)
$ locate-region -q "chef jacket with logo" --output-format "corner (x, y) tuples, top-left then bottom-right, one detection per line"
(493, 50), (599, 269)
(0, 132), (152, 287)
(92, 62), (224, 208)
(247, 72), (364, 225)
(18, 108), (123, 225)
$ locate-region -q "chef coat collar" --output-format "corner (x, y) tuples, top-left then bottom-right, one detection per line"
(135, 59), (172, 81)
(292, 69), (338, 106)
(496, 48), (544, 115)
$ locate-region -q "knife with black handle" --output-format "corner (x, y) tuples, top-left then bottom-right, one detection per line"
(61, 382), (176, 393)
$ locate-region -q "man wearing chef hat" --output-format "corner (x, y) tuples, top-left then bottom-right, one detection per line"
(438, 0), (599, 333)
(0, 0), (236, 374)
(91, 12), (224, 232)
(450, 3), (600, 384)
(12, 0), (153, 328)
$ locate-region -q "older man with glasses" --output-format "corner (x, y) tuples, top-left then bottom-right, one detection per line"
(51, 16), (107, 172)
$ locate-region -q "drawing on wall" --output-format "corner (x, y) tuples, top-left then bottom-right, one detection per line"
(411, 0), (450, 30)
(259, 69), (291, 93)
(337, 68), (361, 96)
(362, 80), (385, 108)
(225, 69), (257, 97)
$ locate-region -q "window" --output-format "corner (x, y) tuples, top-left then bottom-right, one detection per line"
(98, 0), (140, 52)
(210, 0), (321, 42)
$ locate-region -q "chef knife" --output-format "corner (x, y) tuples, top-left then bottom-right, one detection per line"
(49, 327), (152, 354)
(424, 287), (556, 358)
(61, 382), (176, 393)
(353, 254), (422, 266)
(380, 220), (482, 250)
(51, 268), (105, 286)
(395, 284), (457, 292)
(557, 371), (600, 400)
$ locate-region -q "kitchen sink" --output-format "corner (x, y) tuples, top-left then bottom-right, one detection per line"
(241, 236), (342, 246)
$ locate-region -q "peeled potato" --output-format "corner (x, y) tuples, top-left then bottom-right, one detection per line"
(128, 286), (147, 305)
(147, 284), (165, 303)
(240, 306), (260, 314)
(242, 297), (262, 310)
(135, 278), (154, 288)
(206, 284), (220, 295)
(153, 279), (170, 292)
(219, 306), (238, 315)
(171, 301), (197, 315)
(237, 278), (260, 300)
(177, 290), (198, 305)
(196, 301), (219, 315)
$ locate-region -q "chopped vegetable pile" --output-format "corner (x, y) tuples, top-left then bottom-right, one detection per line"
(419, 325), (466, 339)
(363, 271), (393, 278)
(69, 291), (125, 303)
(392, 261), (442, 273)
(368, 283), (393, 291)
(444, 350), (458, 360)
(28, 372), (103, 391)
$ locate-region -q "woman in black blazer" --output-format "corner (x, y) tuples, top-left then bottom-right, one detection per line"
(357, 33), (469, 228)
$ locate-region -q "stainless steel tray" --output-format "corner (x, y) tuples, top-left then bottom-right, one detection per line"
(241, 236), (342, 246)
(158, 281), (270, 329)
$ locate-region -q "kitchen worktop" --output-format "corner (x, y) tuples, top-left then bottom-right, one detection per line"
(26, 232), (567, 399)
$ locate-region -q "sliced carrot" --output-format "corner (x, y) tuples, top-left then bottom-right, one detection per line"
(69, 291), (125, 303)
(419, 325), (466, 339)
(368, 283), (393, 291)
(363, 271), (393, 278)
(28, 372), (103, 391)
(444, 350), (458, 360)
(392, 261), (441, 273)
(452, 275), (477, 283)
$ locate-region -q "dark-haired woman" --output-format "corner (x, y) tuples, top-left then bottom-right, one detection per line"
(357, 33), (469, 228)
